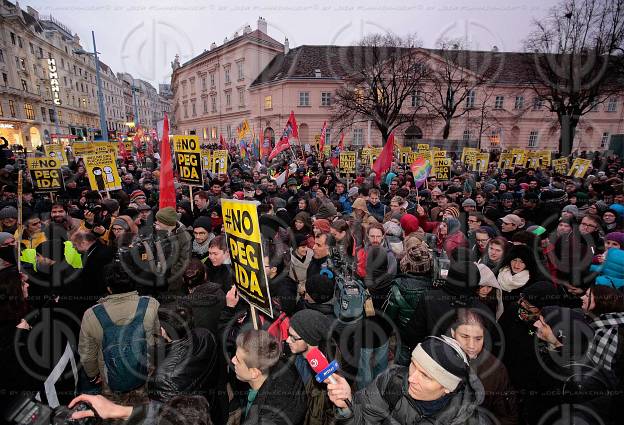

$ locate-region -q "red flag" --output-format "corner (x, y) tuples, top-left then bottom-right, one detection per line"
(219, 134), (227, 150)
(318, 121), (327, 155)
(118, 140), (129, 162)
(338, 132), (345, 151)
(268, 137), (291, 161)
(372, 133), (395, 184)
(287, 111), (298, 139)
(158, 113), (176, 209)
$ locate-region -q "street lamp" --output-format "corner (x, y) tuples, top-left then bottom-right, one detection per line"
(73, 30), (108, 141)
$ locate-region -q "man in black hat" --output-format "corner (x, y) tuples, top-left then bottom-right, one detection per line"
(191, 216), (214, 262)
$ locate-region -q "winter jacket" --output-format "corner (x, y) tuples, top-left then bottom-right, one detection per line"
(204, 262), (233, 293)
(471, 350), (519, 425)
(243, 358), (307, 425)
(148, 328), (218, 402)
(182, 282), (225, 335)
(591, 248), (624, 289)
(78, 291), (160, 380)
(383, 273), (433, 365)
(335, 365), (487, 424)
(290, 248), (313, 288)
(367, 201), (388, 223)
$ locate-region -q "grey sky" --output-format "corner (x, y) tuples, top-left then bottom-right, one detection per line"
(25, 0), (560, 88)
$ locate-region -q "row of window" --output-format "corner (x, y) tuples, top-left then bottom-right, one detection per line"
(462, 128), (612, 149)
(183, 88), (246, 118)
(181, 62), (245, 96)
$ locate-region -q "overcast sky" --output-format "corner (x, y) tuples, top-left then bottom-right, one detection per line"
(24, 0), (561, 88)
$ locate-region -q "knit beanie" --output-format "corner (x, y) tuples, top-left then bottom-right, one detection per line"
(289, 310), (332, 347)
(112, 217), (130, 231)
(156, 206), (178, 226)
(400, 214), (420, 236)
(193, 216), (212, 232)
(0, 206), (17, 220)
(130, 190), (146, 203)
(606, 232), (624, 248)
(411, 336), (469, 392)
(316, 202), (338, 220)
(562, 204), (579, 219)
(0, 232), (13, 245)
(443, 206), (460, 219)
(313, 218), (331, 234)
(383, 221), (403, 238)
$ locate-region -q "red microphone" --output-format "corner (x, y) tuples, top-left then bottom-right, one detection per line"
(305, 347), (352, 410)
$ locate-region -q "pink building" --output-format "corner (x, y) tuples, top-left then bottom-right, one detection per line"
(172, 19), (624, 152)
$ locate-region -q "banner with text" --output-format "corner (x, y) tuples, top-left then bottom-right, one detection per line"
(84, 151), (122, 191)
(211, 150), (228, 174)
(27, 157), (63, 191)
(568, 158), (592, 178)
(222, 199), (273, 318)
(339, 152), (356, 175)
(173, 135), (203, 186)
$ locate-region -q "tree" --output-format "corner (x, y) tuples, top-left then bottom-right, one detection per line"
(422, 39), (488, 141)
(523, 0), (624, 155)
(331, 34), (428, 145)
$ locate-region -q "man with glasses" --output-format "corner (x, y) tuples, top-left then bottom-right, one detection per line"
(472, 227), (494, 261)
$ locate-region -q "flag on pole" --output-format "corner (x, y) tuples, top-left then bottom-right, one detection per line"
(237, 119), (251, 140)
(158, 113), (176, 209)
(410, 155), (432, 188)
(118, 139), (129, 162)
(268, 137), (291, 161)
(219, 134), (227, 150)
(338, 132), (345, 152)
(274, 169), (288, 187)
(372, 133), (395, 184)
(240, 139), (247, 160)
(285, 111), (298, 140)
(319, 121), (327, 155)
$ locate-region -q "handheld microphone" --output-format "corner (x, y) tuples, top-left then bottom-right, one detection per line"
(305, 347), (353, 411)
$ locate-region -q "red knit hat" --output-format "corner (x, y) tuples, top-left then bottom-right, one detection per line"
(400, 214), (420, 236)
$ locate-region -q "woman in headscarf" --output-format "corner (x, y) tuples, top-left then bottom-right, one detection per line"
(496, 244), (539, 296)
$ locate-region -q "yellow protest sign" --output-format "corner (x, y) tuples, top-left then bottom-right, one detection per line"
(173, 135), (203, 186)
(369, 147), (383, 165)
(461, 148), (479, 166)
(72, 142), (95, 158)
(27, 157), (63, 191)
(222, 199), (273, 318)
(538, 150), (552, 167)
(553, 158), (569, 175)
(92, 142), (116, 156)
(84, 151), (122, 191)
(201, 148), (211, 170)
(526, 152), (542, 169)
(323, 145), (331, 157)
(399, 147), (412, 164)
(498, 153), (513, 170)
(211, 150), (228, 174)
(339, 152), (356, 174)
(433, 158), (451, 180)
(361, 148), (372, 165)
(433, 150), (447, 159)
(511, 149), (527, 167)
(417, 143), (430, 153)
(43, 144), (68, 166)
(568, 158), (592, 178)
(474, 153), (490, 173)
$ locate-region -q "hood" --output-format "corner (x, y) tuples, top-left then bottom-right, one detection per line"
(185, 282), (225, 307)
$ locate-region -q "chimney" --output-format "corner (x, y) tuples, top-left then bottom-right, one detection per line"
(243, 25), (252, 35)
(210, 42), (217, 50)
(257, 17), (267, 34)
(26, 6), (39, 19)
(284, 38), (289, 55)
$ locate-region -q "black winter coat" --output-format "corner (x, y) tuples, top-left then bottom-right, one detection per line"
(243, 358), (307, 425)
(182, 282), (225, 335)
(148, 328), (218, 402)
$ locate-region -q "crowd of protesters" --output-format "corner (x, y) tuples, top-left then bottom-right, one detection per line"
(1, 144), (624, 425)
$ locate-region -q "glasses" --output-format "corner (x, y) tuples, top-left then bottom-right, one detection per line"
(580, 222), (597, 229)
(468, 219), (480, 223)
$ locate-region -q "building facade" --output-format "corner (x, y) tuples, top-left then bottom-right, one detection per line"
(172, 18), (624, 152)
(0, 1), (171, 150)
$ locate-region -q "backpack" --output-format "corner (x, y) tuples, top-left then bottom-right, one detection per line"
(92, 296), (150, 392)
(333, 274), (367, 323)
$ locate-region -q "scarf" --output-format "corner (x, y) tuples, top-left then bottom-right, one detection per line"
(497, 266), (530, 292)
(587, 312), (624, 371)
(193, 238), (211, 257)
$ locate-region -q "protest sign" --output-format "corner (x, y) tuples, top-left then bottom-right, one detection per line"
(173, 135), (203, 186)
(511, 149), (527, 167)
(399, 147), (412, 164)
(474, 153), (490, 173)
(201, 148), (211, 170)
(211, 150), (228, 174)
(553, 158), (569, 175)
(71, 142), (95, 159)
(433, 150), (447, 159)
(433, 157), (451, 180)
(222, 199), (273, 318)
(27, 157), (63, 191)
(43, 144), (68, 166)
(339, 152), (356, 174)
(568, 158), (592, 178)
(84, 151), (122, 191)
(538, 150), (552, 167)
(461, 148), (478, 167)
(498, 153), (513, 170)
(526, 152), (542, 169)
(417, 143), (430, 154)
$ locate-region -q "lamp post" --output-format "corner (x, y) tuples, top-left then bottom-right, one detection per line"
(74, 31), (108, 141)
